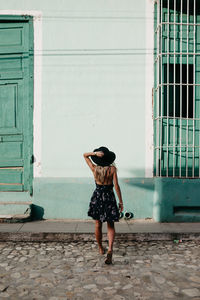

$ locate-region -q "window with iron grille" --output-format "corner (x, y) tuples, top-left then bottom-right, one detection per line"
(154, 0), (200, 177)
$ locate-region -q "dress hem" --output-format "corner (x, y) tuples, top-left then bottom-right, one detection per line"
(88, 215), (119, 223)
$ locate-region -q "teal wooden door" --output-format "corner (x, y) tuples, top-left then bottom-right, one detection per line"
(0, 18), (33, 192)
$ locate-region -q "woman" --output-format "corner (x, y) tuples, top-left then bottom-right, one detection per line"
(83, 146), (123, 264)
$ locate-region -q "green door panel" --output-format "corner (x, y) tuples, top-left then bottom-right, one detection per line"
(0, 135), (23, 142)
(0, 23), (29, 54)
(0, 55), (24, 79)
(0, 184), (23, 191)
(0, 81), (23, 134)
(0, 142), (23, 165)
(0, 167), (23, 191)
(0, 168), (23, 183)
(0, 18), (33, 192)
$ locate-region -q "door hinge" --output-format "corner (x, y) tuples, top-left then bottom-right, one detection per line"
(30, 155), (35, 164)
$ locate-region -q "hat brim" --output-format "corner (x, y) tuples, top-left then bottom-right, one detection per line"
(91, 150), (116, 167)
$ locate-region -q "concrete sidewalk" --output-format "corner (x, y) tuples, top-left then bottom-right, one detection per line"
(0, 219), (200, 242)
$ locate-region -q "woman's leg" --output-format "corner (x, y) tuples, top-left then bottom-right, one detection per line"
(95, 220), (104, 254)
(107, 221), (115, 252)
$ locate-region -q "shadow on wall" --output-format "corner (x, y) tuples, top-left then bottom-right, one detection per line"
(123, 168), (155, 190)
(30, 177), (154, 220)
(28, 173), (200, 222)
(121, 169), (155, 220)
(30, 204), (45, 221)
(124, 169), (200, 222)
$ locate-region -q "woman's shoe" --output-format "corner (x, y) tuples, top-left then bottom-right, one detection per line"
(105, 251), (112, 264)
(124, 212), (134, 220)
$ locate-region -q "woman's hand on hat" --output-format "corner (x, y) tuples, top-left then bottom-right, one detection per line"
(95, 151), (104, 157)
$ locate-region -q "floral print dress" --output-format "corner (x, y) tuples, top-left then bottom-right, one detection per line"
(88, 183), (120, 222)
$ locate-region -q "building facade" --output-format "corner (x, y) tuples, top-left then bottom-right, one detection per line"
(0, 0), (199, 222)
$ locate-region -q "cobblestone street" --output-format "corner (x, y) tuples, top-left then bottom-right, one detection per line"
(0, 240), (199, 300)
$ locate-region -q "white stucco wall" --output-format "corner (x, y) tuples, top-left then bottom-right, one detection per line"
(0, 0), (153, 178)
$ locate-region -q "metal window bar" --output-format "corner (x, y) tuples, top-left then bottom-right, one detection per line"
(160, 0), (163, 176)
(155, 145), (200, 148)
(156, 83), (200, 87)
(155, 116), (200, 120)
(156, 0), (160, 176)
(155, 116), (200, 121)
(154, 0), (199, 178)
(160, 22), (200, 26)
(186, 0), (189, 177)
(173, 0), (176, 177)
(180, 0), (183, 177)
(156, 52), (200, 56)
(193, 0), (196, 177)
(166, 0), (170, 177)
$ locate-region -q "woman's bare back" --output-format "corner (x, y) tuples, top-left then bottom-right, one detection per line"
(94, 166), (115, 185)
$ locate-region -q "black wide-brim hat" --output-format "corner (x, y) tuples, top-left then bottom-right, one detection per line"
(91, 146), (116, 167)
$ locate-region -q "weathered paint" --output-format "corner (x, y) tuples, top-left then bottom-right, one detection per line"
(0, 204), (30, 216)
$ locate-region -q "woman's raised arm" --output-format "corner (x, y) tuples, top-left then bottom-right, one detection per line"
(83, 151), (104, 172)
(83, 152), (96, 172)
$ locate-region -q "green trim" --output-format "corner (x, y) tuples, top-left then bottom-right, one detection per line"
(28, 18), (34, 195)
(22, 20), (34, 193)
(0, 15), (32, 21)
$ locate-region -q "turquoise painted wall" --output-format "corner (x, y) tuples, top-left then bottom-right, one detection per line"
(2, 177), (200, 222)
(32, 178), (154, 219)
(0, 178), (154, 219)
(154, 178), (200, 222)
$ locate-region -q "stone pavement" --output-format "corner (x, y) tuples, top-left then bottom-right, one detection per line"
(0, 240), (200, 300)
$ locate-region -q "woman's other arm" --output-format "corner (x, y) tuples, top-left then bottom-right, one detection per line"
(113, 167), (123, 212)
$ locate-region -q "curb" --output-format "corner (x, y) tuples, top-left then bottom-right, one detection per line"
(0, 232), (200, 242)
